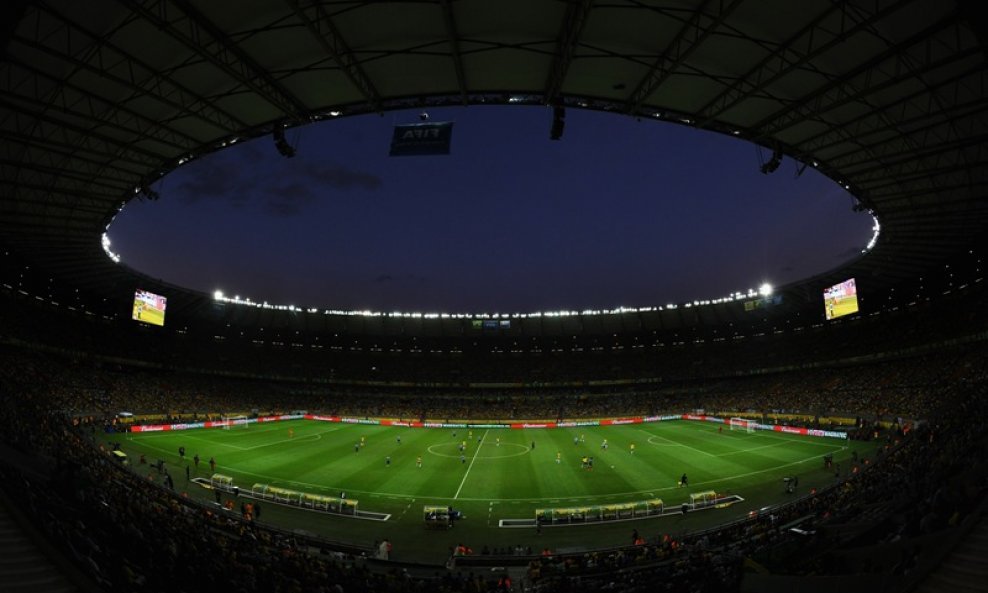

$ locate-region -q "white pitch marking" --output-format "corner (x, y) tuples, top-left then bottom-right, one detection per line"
(638, 429), (719, 458)
(453, 429), (488, 499)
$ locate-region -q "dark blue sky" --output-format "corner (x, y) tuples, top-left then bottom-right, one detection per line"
(108, 106), (873, 313)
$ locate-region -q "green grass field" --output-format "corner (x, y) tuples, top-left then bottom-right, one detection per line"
(826, 294), (859, 320)
(112, 419), (865, 562)
(132, 302), (165, 326)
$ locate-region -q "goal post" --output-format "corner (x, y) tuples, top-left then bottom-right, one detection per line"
(221, 415), (250, 429)
(729, 417), (757, 433)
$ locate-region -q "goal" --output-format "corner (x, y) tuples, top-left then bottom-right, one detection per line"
(221, 415), (250, 430)
(729, 417), (757, 433)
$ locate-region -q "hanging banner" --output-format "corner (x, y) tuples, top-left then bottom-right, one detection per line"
(389, 121), (454, 156)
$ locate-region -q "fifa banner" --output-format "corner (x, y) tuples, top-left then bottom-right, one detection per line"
(129, 414), (304, 432)
(389, 122), (454, 156)
(680, 414), (848, 440)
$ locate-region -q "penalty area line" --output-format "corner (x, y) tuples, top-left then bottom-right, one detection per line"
(453, 429), (488, 500)
(638, 429), (718, 459)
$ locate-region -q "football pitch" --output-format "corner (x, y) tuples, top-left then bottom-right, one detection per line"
(826, 294), (859, 320)
(115, 419), (859, 562)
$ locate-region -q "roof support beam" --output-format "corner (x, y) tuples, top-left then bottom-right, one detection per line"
(439, 0), (468, 105)
(3, 58), (201, 151)
(0, 158), (130, 194)
(0, 183), (115, 215)
(0, 96), (165, 164)
(624, 0), (744, 115)
(122, 0), (310, 120)
(872, 182), (988, 207)
(286, 0), (382, 112)
(0, 130), (146, 180)
(20, 4), (247, 135)
(786, 45), (981, 160)
(695, 0), (917, 128)
(544, 0), (594, 105)
(857, 159), (986, 193)
(843, 136), (987, 182)
(750, 16), (962, 140)
(825, 98), (988, 168)
(0, 78), (192, 159)
(796, 68), (988, 158)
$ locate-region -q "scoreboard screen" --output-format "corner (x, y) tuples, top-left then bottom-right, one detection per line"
(132, 289), (167, 326)
(823, 278), (858, 320)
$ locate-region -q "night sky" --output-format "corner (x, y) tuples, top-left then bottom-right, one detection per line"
(108, 106), (873, 313)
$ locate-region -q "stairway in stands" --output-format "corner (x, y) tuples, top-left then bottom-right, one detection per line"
(915, 515), (988, 593)
(0, 498), (80, 593)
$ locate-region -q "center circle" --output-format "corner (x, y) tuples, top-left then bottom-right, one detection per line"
(426, 442), (530, 459)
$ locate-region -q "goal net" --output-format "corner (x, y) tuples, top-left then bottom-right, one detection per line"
(729, 417), (757, 433)
(221, 415), (250, 430)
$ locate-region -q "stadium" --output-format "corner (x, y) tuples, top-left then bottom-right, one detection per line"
(1, 1), (987, 592)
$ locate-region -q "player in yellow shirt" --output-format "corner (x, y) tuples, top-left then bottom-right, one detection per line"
(556, 451), (561, 464)
(630, 443), (636, 455)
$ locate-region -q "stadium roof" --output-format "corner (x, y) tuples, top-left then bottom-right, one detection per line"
(1, 0), (987, 336)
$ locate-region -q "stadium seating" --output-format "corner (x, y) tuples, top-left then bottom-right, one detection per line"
(0, 281), (986, 592)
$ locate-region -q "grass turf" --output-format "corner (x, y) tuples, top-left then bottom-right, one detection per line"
(110, 419), (867, 562)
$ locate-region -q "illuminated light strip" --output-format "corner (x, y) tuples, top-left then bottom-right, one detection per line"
(204, 212), (879, 317)
(209, 285), (779, 317)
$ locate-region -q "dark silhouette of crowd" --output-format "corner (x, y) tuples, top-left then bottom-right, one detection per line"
(0, 290), (986, 591)
(0, 345), (988, 592)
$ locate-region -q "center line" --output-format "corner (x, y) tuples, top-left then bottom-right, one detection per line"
(638, 429), (719, 458)
(454, 429), (488, 499)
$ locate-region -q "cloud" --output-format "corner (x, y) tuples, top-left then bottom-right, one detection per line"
(374, 274), (393, 283)
(165, 154), (382, 216)
(174, 161), (245, 203)
(260, 163), (381, 216)
(302, 162), (382, 190)
(264, 183), (316, 217)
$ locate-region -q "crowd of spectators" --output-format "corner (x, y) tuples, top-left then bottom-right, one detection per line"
(0, 334), (985, 591)
(504, 354), (988, 592)
(2, 275), (987, 388)
(2, 342), (975, 425)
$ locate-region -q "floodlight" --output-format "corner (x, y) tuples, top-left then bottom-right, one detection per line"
(759, 283), (773, 296)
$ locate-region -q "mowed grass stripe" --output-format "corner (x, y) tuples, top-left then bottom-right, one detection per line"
(121, 420), (847, 503)
(455, 429), (531, 500)
(677, 424), (822, 473)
